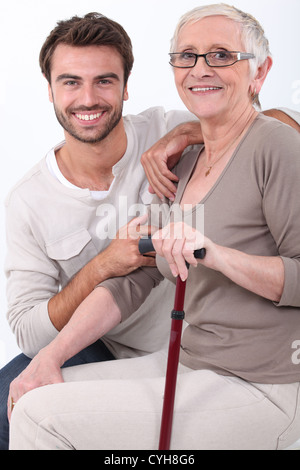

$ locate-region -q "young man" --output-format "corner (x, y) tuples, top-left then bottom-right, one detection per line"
(0, 13), (201, 450)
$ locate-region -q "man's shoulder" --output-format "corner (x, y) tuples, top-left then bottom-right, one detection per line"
(5, 158), (46, 207)
(123, 106), (194, 129)
(124, 106), (168, 123)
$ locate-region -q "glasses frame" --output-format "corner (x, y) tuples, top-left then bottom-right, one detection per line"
(169, 51), (255, 69)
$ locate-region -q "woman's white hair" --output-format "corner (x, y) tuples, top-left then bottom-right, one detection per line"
(170, 3), (271, 83)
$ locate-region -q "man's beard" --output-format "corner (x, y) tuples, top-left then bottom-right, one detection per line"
(53, 102), (123, 144)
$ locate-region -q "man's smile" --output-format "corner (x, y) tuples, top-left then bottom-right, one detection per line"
(74, 112), (105, 122)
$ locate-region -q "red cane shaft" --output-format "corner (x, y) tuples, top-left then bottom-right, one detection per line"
(159, 277), (186, 450)
(174, 276), (187, 311)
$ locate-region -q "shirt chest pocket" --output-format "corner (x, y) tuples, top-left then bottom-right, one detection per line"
(45, 228), (98, 280)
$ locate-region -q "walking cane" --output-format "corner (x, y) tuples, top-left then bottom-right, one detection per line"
(139, 237), (206, 450)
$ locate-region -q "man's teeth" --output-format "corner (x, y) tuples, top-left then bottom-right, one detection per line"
(192, 87), (221, 92)
(75, 112), (103, 121)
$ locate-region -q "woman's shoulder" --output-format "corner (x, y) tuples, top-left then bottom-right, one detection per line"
(252, 113), (300, 146)
(173, 144), (204, 179)
(246, 113), (300, 179)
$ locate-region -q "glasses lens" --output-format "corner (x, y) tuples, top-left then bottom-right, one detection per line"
(207, 51), (237, 66)
(170, 52), (196, 68)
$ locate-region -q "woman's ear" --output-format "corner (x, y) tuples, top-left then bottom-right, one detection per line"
(250, 56), (273, 96)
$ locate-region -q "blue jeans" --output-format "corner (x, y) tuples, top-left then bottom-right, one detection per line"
(0, 340), (115, 450)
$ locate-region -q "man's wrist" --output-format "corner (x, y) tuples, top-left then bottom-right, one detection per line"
(86, 251), (114, 285)
(173, 121), (203, 146)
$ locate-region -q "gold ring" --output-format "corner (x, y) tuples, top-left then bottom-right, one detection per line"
(10, 397), (16, 413)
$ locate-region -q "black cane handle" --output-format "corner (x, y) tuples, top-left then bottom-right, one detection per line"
(139, 236), (206, 259)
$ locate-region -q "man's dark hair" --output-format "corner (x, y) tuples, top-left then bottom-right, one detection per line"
(39, 12), (134, 84)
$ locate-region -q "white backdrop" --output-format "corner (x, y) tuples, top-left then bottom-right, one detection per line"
(0, 0), (299, 367)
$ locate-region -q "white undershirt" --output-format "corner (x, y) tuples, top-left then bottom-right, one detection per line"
(46, 143), (111, 201)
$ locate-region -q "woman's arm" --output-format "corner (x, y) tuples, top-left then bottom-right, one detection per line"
(152, 222), (284, 302)
(205, 241), (284, 303)
(8, 287), (121, 422)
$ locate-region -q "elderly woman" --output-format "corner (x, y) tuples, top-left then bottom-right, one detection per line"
(9, 4), (300, 450)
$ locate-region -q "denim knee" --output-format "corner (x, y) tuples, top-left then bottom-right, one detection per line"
(0, 354), (31, 450)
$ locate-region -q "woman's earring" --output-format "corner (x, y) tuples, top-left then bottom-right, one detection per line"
(251, 87), (257, 100)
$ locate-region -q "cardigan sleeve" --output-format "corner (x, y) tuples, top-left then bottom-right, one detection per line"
(99, 266), (164, 323)
(259, 123), (300, 307)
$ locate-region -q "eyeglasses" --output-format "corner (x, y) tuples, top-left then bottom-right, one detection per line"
(169, 51), (255, 68)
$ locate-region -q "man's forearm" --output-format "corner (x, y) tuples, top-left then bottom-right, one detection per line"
(262, 109), (300, 132)
(48, 254), (114, 331)
(169, 121), (202, 146)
